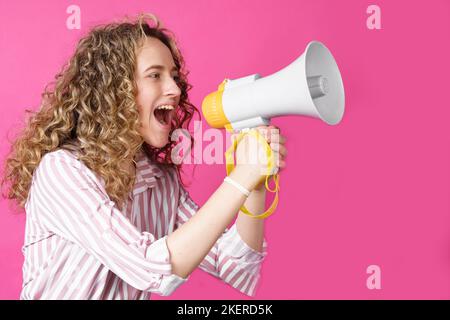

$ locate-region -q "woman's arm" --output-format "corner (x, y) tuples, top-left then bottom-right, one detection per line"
(236, 187), (266, 253)
(167, 126), (287, 279)
(166, 165), (260, 279)
(235, 127), (287, 253)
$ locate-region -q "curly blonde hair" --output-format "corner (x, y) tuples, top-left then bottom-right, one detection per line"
(1, 13), (198, 212)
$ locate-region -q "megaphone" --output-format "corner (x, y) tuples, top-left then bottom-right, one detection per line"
(202, 41), (345, 131)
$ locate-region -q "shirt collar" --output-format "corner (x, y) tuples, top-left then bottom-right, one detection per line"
(130, 149), (166, 197)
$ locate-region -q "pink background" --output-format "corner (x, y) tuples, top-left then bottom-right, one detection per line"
(1, 0), (449, 299)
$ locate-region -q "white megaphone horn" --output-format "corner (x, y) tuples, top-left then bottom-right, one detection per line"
(202, 41), (345, 131)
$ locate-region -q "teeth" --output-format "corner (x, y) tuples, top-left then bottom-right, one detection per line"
(156, 105), (175, 110)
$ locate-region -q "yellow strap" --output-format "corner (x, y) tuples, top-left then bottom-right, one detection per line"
(225, 129), (280, 219)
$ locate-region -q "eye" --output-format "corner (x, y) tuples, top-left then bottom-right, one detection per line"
(148, 73), (160, 79)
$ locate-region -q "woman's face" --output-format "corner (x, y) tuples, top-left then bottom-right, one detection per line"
(135, 37), (181, 148)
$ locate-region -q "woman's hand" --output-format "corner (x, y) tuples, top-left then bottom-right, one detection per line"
(254, 125), (287, 191)
(233, 125), (287, 191)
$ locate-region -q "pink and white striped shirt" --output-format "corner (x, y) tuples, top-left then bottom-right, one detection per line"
(20, 146), (267, 300)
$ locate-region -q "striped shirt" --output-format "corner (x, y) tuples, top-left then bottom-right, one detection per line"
(20, 146), (267, 300)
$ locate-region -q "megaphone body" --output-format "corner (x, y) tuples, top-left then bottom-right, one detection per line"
(202, 41), (345, 131)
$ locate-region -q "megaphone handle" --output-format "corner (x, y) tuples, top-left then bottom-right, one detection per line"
(225, 129), (280, 219)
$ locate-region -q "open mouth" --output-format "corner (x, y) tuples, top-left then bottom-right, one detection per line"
(153, 105), (175, 126)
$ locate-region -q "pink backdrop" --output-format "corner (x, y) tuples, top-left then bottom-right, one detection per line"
(1, 0), (449, 299)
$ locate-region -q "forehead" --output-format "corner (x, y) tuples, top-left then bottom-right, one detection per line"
(136, 37), (176, 73)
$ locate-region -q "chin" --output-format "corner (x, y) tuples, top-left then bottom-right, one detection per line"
(145, 136), (170, 149)
(151, 141), (168, 149)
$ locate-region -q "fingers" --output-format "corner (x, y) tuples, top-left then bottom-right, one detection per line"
(234, 126), (287, 174)
(269, 142), (287, 157)
(270, 151), (286, 176)
(254, 125), (287, 173)
(271, 149), (286, 167)
(254, 125), (286, 144)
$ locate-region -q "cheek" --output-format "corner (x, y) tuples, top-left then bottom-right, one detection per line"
(138, 105), (151, 122)
(136, 93), (152, 120)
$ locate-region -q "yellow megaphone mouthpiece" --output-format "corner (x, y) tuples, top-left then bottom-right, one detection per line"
(201, 79), (231, 129)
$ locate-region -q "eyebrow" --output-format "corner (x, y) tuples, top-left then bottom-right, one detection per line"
(144, 65), (178, 73)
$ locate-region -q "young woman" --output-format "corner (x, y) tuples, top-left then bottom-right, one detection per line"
(1, 13), (287, 300)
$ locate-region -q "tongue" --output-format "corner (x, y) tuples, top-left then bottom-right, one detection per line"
(154, 109), (167, 124)
(154, 108), (172, 125)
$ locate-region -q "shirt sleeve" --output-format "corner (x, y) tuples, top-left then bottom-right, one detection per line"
(32, 151), (186, 296)
(176, 184), (268, 297)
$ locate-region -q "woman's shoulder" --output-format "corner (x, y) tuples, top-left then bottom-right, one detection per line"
(41, 147), (81, 167)
(35, 145), (106, 190)
(37, 143), (86, 177)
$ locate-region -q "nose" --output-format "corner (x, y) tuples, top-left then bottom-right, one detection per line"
(165, 76), (181, 98)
